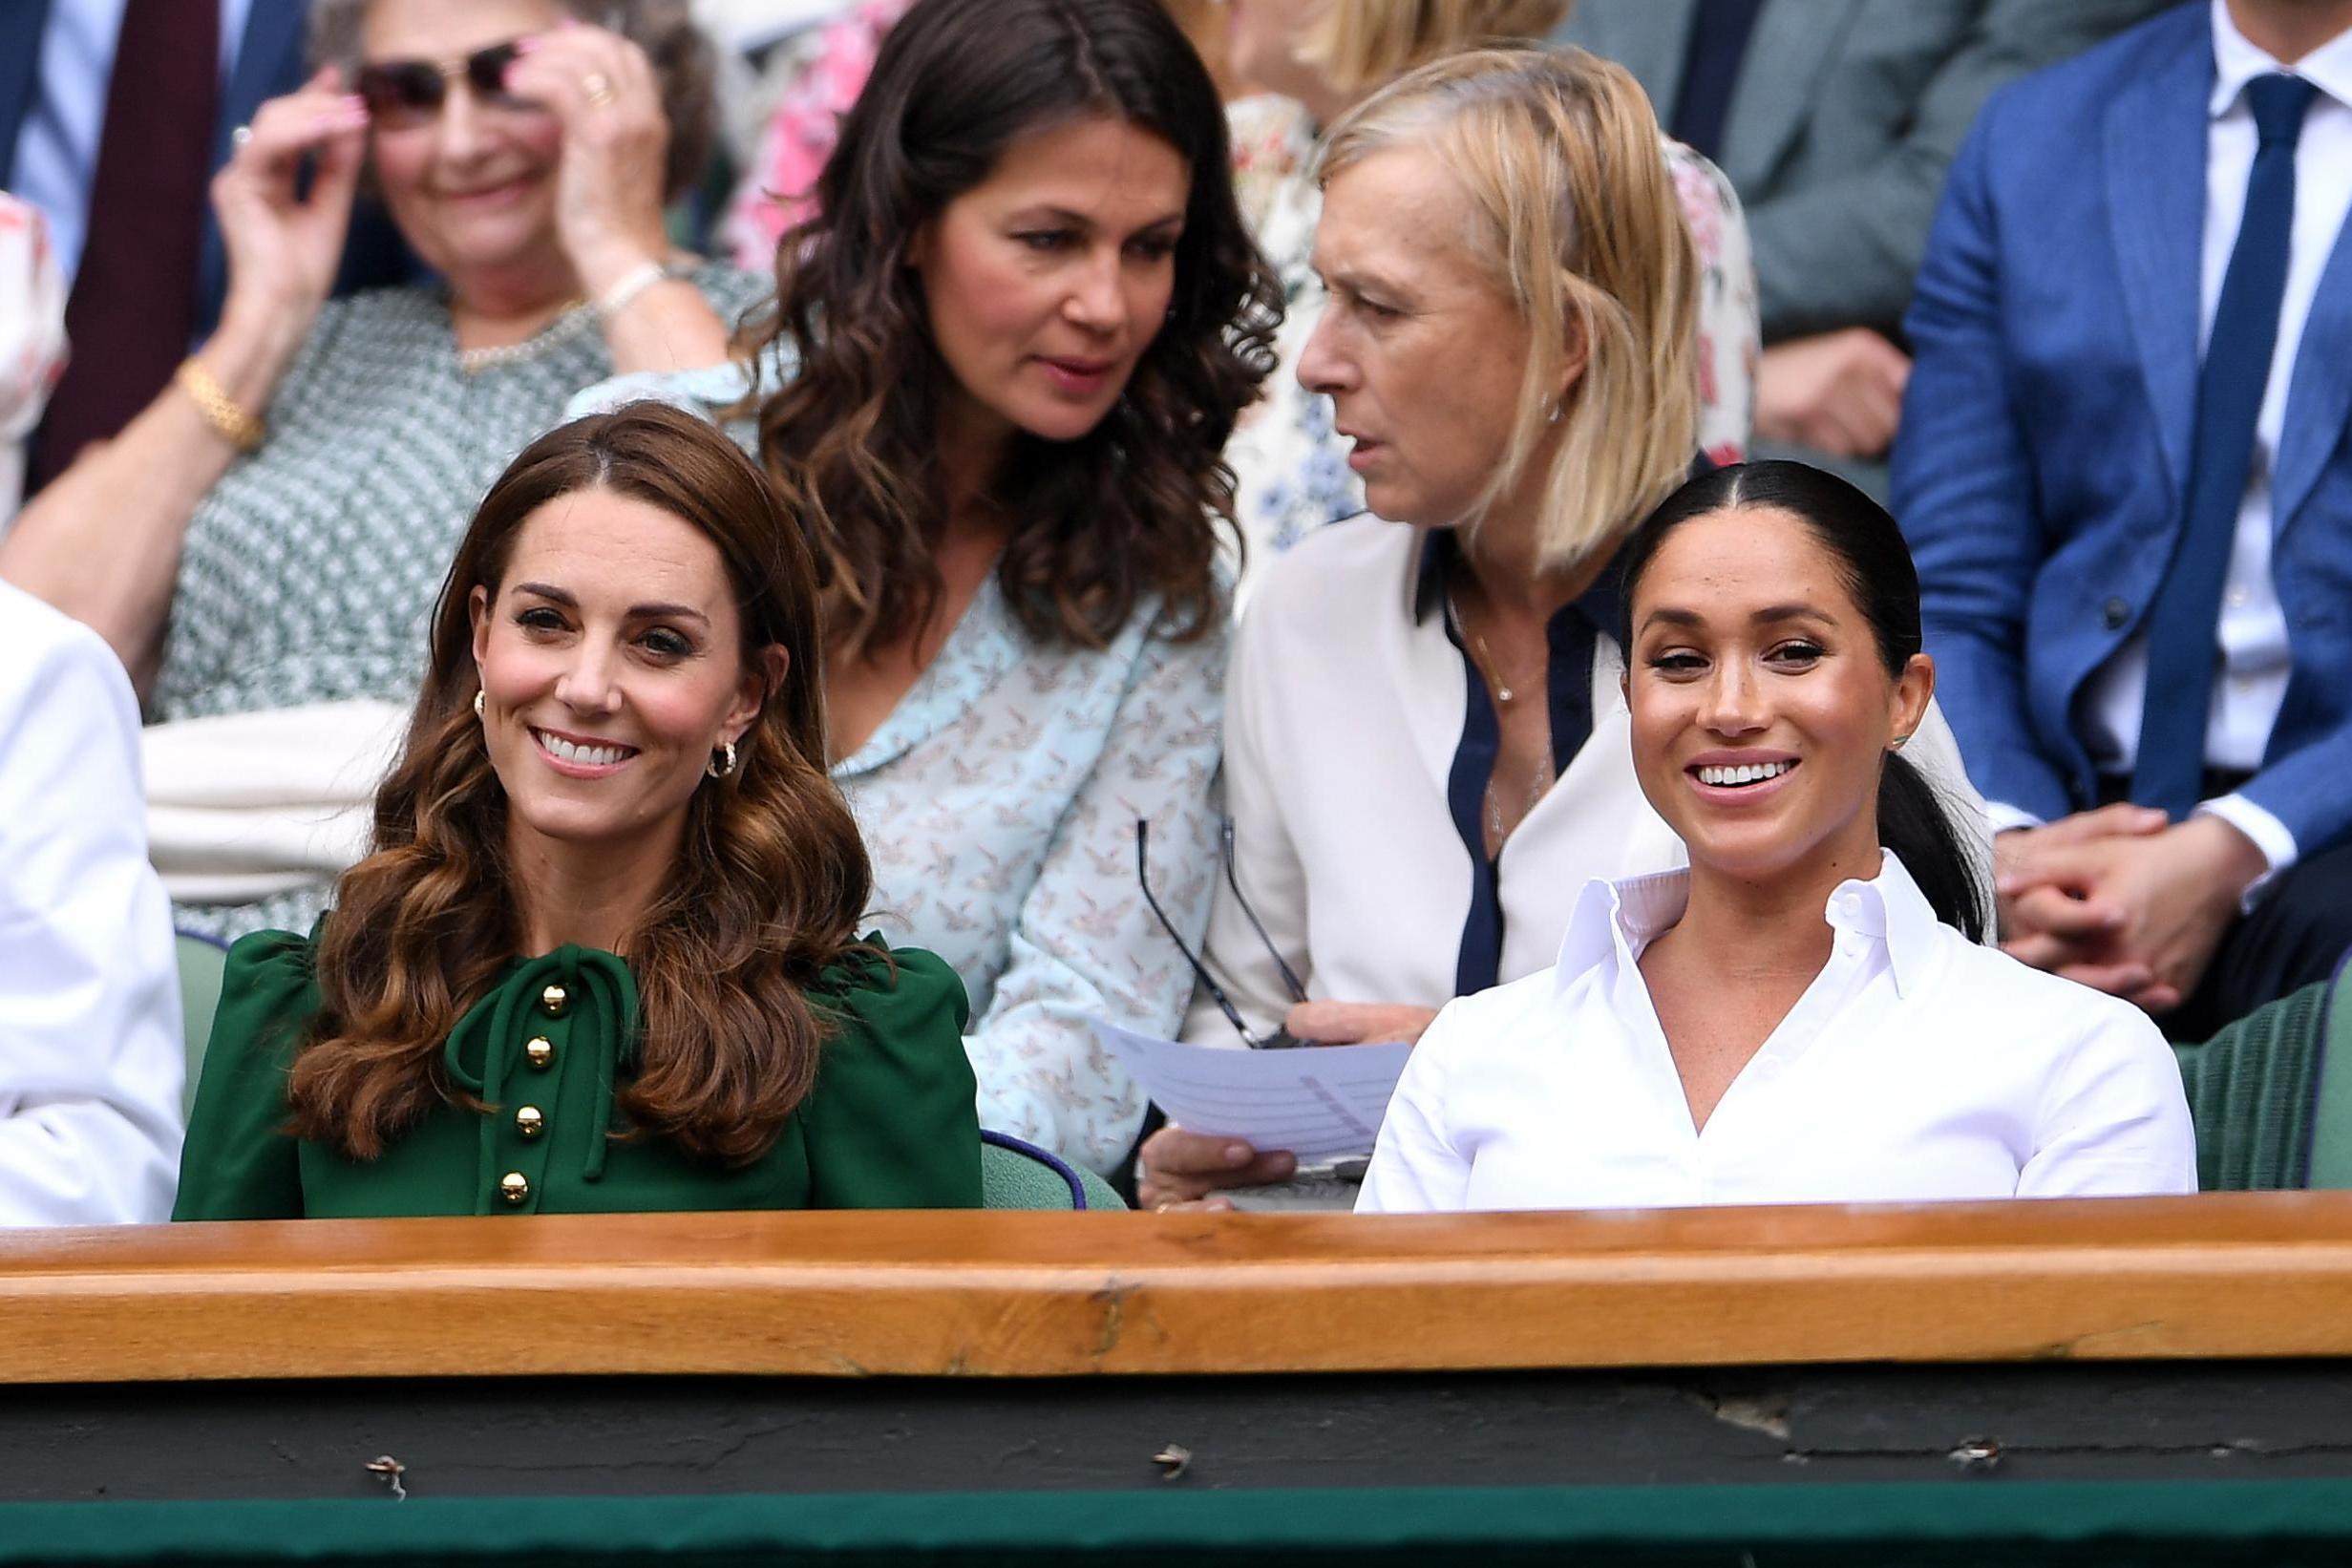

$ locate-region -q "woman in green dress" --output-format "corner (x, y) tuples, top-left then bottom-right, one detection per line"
(176, 404), (982, 1218)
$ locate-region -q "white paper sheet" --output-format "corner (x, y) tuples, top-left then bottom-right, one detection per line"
(1092, 1022), (1413, 1162)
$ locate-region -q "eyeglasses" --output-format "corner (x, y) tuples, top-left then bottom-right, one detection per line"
(355, 41), (533, 126)
(1135, 818), (1311, 1049)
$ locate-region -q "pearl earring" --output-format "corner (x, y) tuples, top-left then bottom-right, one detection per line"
(474, 689), (486, 718)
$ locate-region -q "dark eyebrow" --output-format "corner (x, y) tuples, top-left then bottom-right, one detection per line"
(1016, 205), (1185, 233)
(512, 583), (710, 625)
(1638, 603), (1837, 633)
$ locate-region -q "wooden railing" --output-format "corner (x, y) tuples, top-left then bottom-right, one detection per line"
(8, 1192), (2352, 1385)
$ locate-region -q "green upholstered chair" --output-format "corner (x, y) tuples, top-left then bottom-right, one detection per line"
(979, 1131), (1127, 1210)
(2174, 961), (2352, 1191)
(175, 932), (230, 1118)
(174, 934), (1124, 1211)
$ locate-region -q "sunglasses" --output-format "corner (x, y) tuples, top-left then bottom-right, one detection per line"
(355, 40), (533, 125)
(1136, 818), (1313, 1049)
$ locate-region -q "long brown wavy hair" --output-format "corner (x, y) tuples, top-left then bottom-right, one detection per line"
(749, 0), (1282, 658)
(286, 404), (876, 1167)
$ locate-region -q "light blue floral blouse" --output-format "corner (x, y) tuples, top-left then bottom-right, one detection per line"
(572, 366), (1227, 1174)
(833, 579), (1225, 1174)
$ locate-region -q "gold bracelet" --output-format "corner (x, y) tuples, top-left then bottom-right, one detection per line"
(173, 359), (265, 453)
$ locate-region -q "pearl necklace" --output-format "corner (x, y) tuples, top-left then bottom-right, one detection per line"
(455, 298), (595, 374)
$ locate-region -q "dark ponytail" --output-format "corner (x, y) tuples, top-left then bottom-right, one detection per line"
(1617, 460), (1989, 943)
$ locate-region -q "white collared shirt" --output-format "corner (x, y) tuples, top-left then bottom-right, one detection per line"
(1357, 853), (2194, 1213)
(0, 581), (184, 1225)
(2064, 1), (2352, 874)
(1186, 516), (1993, 1044)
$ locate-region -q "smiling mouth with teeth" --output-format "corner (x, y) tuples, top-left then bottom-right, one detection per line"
(533, 729), (640, 768)
(1694, 759), (1797, 788)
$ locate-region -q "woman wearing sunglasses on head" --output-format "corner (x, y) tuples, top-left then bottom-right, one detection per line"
(1138, 48), (1991, 1211)
(1357, 461), (2194, 1213)
(0, 0), (762, 943)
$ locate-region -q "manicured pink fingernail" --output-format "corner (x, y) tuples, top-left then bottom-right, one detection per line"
(1223, 1144), (1250, 1166)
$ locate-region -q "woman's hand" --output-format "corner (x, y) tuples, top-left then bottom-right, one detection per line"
(509, 21), (672, 299)
(1135, 1126), (1297, 1211)
(1283, 1000), (1440, 1047)
(210, 69), (369, 372)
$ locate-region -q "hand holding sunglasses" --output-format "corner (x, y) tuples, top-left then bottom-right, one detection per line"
(210, 65), (371, 367)
(499, 21), (676, 305)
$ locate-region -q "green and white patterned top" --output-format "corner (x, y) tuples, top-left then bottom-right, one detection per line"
(164, 262), (772, 942)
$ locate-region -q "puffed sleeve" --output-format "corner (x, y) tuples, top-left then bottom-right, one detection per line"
(801, 943), (984, 1208)
(172, 930), (319, 1220)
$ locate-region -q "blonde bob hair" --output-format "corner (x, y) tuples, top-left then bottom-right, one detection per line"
(1319, 45), (1699, 571)
(1299, 0), (1570, 95)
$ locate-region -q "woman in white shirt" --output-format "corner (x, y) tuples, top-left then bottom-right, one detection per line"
(1138, 47), (1986, 1207)
(1357, 461), (2196, 1212)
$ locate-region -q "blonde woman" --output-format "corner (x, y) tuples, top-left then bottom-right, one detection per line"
(1141, 48), (1984, 1208)
(1218, 2), (1758, 591)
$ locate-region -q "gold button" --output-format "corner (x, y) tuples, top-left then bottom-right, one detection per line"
(498, 1171), (531, 1206)
(514, 1105), (545, 1140)
(523, 1036), (555, 1070)
(540, 984), (568, 1016)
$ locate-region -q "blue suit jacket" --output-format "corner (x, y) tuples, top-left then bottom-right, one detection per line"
(0, 0), (412, 340)
(1891, 1), (2352, 858)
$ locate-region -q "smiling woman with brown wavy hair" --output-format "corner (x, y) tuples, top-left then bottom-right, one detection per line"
(174, 404), (982, 1218)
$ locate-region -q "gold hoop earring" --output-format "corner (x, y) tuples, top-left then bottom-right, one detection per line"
(474, 689), (486, 718)
(707, 741), (739, 779)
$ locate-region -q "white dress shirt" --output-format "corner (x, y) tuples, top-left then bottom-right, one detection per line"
(2062, 1), (2352, 875)
(0, 580), (183, 1225)
(1358, 853), (2196, 1214)
(1186, 516), (1993, 1044)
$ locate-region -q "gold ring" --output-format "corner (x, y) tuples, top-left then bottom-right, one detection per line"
(1154, 1199), (1176, 1213)
(583, 72), (615, 108)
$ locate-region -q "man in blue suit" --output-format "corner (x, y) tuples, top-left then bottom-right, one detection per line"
(1, 0), (409, 486)
(1893, 0), (2352, 1034)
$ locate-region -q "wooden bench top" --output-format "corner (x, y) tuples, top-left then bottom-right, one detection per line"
(8, 1193), (2352, 1383)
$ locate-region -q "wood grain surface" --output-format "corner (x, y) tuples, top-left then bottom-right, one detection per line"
(7, 1194), (2352, 1384)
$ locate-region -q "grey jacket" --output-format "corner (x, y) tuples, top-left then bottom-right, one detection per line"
(1556, 0), (2175, 341)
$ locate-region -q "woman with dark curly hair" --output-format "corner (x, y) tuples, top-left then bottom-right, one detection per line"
(609, 0), (1279, 1174)
(174, 404), (982, 1218)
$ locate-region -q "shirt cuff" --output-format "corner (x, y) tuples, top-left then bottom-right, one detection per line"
(1986, 800), (2046, 836)
(2196, 794), (2298, 908)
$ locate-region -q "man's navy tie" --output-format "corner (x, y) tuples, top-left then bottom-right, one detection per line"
(2130, 72), (2318, 818)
